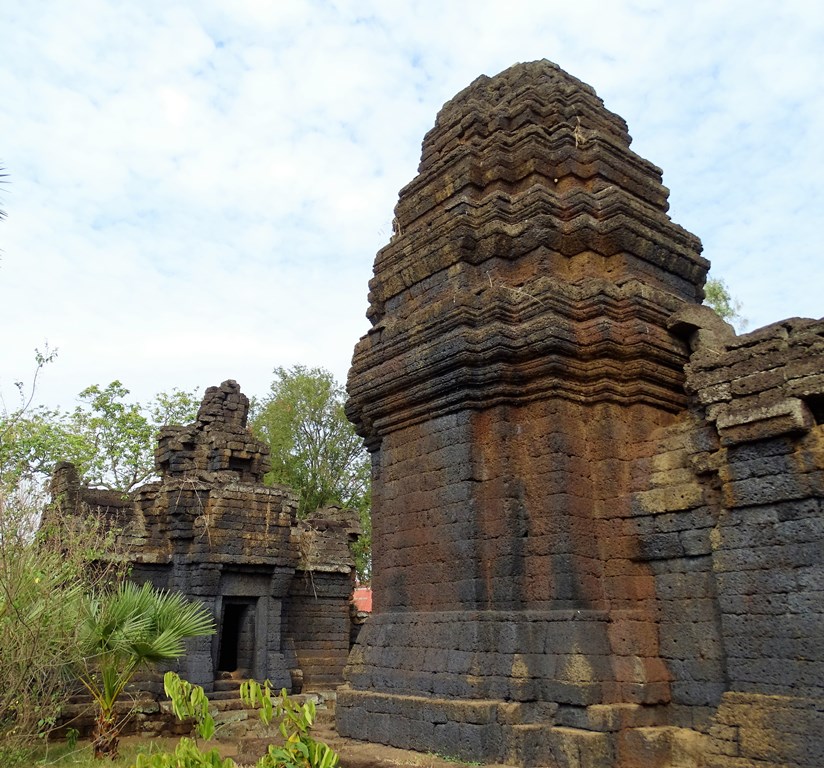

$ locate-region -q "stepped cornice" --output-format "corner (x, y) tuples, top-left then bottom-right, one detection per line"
(350, 59), (706, 441)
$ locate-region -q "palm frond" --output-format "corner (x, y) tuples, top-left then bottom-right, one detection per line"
(77, 581), (214, 708)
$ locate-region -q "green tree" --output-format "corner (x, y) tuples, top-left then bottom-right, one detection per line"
(0, 348), (65, 488)
(72, 382), (201, 492)
(147, 387), (202, 429)
(76, 581), (214, 760)
(250, 366), (371, 580)
(0, 381), (200, 494)
(704, 276), (746, 330)
(0, 404), (89, 488)
(72, 382), (159, 492)
(348, 491), (372, 584)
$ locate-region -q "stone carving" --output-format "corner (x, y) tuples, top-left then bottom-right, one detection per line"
(50, 380), (360, 700)
(337, 61), (823, 768)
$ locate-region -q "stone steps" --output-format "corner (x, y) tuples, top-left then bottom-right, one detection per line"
(211, 690), (337, 741)
(210, 688), (243, 701)
(214, 679), (243, 693)
(57, 680), (337, 742)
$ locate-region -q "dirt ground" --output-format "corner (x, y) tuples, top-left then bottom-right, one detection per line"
(234, 716), (515, 768)
(119, 723), (516, 768)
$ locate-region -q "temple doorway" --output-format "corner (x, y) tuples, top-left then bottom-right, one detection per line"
(217, 599), (257, 675)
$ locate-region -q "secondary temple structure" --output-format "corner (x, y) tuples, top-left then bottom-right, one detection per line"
(337, 61), (824, 767)
(49, 380), (360, 696)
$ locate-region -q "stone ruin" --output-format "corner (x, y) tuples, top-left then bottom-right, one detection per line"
(337, 61), (824, 768)
(49, 380), (360, 701)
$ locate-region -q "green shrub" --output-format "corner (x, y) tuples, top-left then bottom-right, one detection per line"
(163, 671), (215, 742)
(132, 675), (340, 768)
(0, 485), (124, 762)
(240, 681), (339, 768)
(133, 738), (235, 768)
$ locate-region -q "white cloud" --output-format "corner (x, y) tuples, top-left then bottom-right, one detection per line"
(1, 0), (823, 411)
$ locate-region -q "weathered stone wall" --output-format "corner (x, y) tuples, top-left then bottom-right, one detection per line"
(625, 410), (727, 722)
(338, 60), (824, 768)
(287, 507), (361, 689)
(677, 318), (824, 767)
(287, 573), (354, 690)
(50, 380), (360, 700)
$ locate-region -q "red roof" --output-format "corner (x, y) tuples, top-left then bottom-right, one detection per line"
(352, 586), (372, 612)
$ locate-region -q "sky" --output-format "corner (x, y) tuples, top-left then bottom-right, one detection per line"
(2, 0), (823, 412)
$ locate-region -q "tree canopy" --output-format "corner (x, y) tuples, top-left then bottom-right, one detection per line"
(250, 365), (371, 580)
(251, 366), (369, 515)
(704, 276), (746, 330)
(0, 378), (200, 494)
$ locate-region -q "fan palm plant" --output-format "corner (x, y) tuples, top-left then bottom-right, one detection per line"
(76, 581), (214, 759)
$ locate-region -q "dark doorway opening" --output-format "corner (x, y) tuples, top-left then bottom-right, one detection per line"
(804, 394), (824, 425)
(217, 600), (256, 674)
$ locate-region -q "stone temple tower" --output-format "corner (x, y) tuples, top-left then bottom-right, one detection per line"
(50, 380), (362, 702)
(339, 58), (709, 764)
(338, 61), (824, 767)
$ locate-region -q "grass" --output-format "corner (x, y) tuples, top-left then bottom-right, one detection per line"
(426, 752), (482, 766)
(4, 736), (237, 768)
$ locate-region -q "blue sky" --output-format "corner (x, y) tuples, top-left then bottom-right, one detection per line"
(2, 0), (823, 410)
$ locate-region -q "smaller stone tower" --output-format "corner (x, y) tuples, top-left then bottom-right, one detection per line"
(50, 380), (360, 695)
